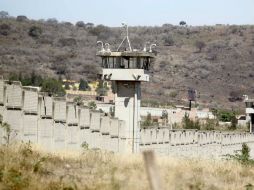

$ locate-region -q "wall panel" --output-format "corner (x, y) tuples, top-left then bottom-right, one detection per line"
(53, 100), (66, 121)
(23, 114), (38, 143)
(4, 110), (23, 141)
(23, 89), (38, 113)
(79, 107), (90, 127)
(53, 122), (66, 150)
(67, 103), (78, 125)
(66, 126), (79, 150)
(38, 118), (53, 150)
(5, 83), (23, 108)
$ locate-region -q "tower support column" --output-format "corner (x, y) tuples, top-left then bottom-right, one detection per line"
(114, 81), (141, 153)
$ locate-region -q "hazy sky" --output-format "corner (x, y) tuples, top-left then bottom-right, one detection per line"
(0, 0), (253, 26)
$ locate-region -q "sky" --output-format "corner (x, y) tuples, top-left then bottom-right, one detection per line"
(0, 0), (253, 26)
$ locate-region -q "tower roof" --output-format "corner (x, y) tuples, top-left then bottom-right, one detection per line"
(96, 50), (155, 58)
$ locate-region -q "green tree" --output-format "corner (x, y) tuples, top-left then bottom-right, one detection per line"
(28, 26), (42, 38)
(142, 112), (153, 127)
(8, 73), (19, 81)
(161, 110), (168, 126)
(76, 21), (85, 28)
(29, 71), (43, 86)
(73, 86), (77, 91)
(203, 119), (217, 130)
(182, 113), (200, 130)
(109, 106), (115, 117)
(9, 72), (43, 86)
(88, 101), (97, 110)
(227, 143), (254, 165)
(74, 96), (83, 106)
(41, 78), (65, 96)
(217, 110), (235, 122)
(64, 83), (70, 90)
(229, 116), (237, 130)
(179, 21), (186, 26)
(96, 80), (109, 96)
(79, 79), (90, 91)
(21, 75), (32, 86)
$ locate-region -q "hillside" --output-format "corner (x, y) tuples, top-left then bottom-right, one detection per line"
(1, 16), (254, 110)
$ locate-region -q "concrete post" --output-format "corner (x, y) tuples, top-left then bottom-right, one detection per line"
(250, 114), (253, 133)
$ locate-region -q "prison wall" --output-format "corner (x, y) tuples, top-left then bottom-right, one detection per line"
(1, 79), (254, 158)
(140, 128), (254, 158)
(0, 80), (127, 153)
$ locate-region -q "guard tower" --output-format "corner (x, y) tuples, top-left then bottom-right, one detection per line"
(96, 24), (156, 153)
(244, 97), (254, 133)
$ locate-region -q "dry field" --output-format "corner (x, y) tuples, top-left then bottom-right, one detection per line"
(0, 143), (254, 190)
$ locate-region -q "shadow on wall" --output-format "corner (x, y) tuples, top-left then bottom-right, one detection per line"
(124, 98), (130, 107)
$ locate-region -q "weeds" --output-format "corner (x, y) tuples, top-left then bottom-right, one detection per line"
(0, 114), (13, 145)
(226, 143), (254, 165)
(33, 156), (47, 173)
(245, 183), (253, 190)
(81, 141), (89, 150)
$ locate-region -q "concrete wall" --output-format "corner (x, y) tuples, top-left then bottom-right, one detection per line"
(1, 79), (254, 158)
(139, 128), (254, 158)
(0, 80), (129, 153)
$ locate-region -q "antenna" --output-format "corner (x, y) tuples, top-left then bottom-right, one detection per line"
(243, 95), (249, 101)
(117, 23), (132, 52)
(143, 42), (150, 52)
(105, 43), (111, 52)
(97, 41), (105, 52)
(149, 44), (156, 52)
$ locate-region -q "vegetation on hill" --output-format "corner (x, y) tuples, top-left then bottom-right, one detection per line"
(8, 73), (66, 96)
(1, 13), (254, 110)
(41, 78), (66, 96)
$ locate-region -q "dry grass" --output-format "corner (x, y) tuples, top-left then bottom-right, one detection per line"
(0, 143), (254, 190)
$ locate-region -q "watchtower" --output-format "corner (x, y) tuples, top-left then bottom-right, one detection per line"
(96, 24), (156, 153)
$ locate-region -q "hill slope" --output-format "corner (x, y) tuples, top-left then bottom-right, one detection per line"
(1, 17), (254, 110)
